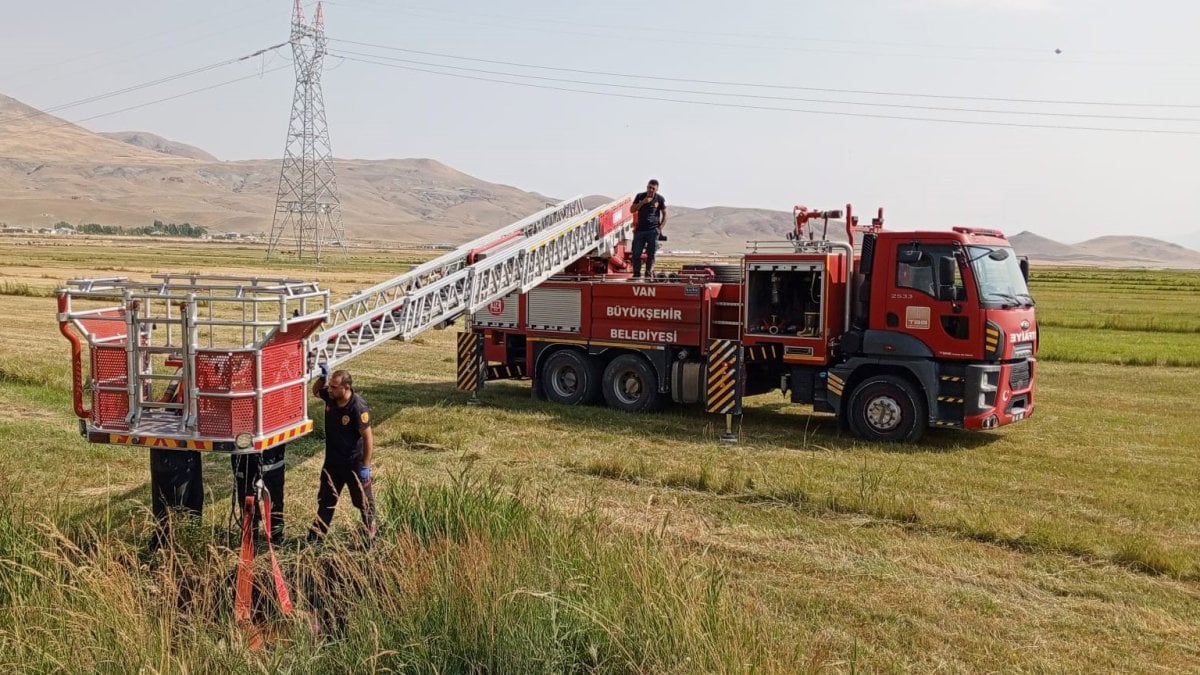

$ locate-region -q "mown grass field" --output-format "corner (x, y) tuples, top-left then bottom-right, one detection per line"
(1, 236), (1199, 672)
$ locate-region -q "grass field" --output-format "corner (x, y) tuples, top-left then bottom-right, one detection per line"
(1033, 268), (1200, 366)
(1, 236), (1199, 672)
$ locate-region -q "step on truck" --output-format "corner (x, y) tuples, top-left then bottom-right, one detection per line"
(461, 203), (1037, 443)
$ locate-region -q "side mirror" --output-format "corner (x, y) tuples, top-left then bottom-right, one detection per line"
(937, 256), (957, 301)
(1018, 256), (1030, 282)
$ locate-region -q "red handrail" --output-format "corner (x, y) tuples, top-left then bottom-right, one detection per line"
(57, 292), (90, 419)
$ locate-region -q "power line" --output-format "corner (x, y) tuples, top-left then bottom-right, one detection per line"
(331, 4), (1048, 64)
(74, 64), (292, 125)
(0, 3), (272, 81)
(329, 47), (1200, 124)
(324, 0), (1192, 67)
(5, 64), (291, 140)
(327, 38), (1200, 110)
(327, 0), (1185, 60)
(333, 53), (1200, 137)
(4, 13), (287, 95)
(0, 43), (290, 126)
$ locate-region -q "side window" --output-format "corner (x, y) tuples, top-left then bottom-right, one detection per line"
(896, 251), (936, 296)
(947, 257), (965, 299)
(895, 244), (961, 299)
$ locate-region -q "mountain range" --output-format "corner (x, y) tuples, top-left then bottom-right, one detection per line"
(1008, 231), (1200, 269)
(2, 92), (1199, 266)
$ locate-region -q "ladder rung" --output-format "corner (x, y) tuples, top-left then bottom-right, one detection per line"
(138, 401), (185, 410)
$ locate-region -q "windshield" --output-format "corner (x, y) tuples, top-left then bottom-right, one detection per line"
(967, 246), (1033, 307)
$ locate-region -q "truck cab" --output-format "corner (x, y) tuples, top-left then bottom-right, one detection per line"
(828, 226), (1037, 441)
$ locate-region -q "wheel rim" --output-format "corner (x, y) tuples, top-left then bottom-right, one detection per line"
(864, 395), (903, 432)
(551, 365), (579, 397)
(614, 369), (643, 405)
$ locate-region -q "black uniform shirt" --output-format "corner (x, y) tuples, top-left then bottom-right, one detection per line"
(318, 388), (372, 465)
(633, 192), (666, 231)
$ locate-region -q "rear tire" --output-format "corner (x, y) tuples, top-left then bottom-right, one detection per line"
(602, 354), (664, 412)
(846, 375), (927, 443)
(540, 350), (602, 405)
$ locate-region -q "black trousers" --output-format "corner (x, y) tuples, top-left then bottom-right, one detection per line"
(310, 461), (376, 539)
(149, 449), (204, 548)
(230, 444), (286, 543)
(631, 229), (659, 277)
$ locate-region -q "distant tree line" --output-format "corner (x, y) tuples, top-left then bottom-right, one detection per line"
(68, 220), (208, 238)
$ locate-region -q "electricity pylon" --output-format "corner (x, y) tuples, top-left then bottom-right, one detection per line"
(267, 0), (346, 262)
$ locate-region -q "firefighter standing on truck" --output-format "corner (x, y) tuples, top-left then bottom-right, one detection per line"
(308, 366), (377, 541)
(631, 178), (667, 279)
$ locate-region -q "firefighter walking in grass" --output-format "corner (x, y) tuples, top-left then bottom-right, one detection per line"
(308, 366), (377, 541)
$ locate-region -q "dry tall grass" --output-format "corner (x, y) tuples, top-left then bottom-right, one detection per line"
(0, 476), (797, 673)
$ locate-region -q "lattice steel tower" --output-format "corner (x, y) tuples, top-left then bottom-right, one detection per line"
(267, 0), (346, 262)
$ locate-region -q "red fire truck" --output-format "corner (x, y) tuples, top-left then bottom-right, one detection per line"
(465, 203), (1037, 442)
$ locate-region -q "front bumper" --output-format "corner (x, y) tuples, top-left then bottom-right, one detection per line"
(962, 358), (1036, 430)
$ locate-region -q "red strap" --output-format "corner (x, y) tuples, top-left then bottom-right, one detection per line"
(234, 489), (295, 650)
(234, 496), (262, 650)
(259, 492), (294, 615)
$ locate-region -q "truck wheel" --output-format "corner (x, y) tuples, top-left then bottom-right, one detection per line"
(846, 375), (926, 443)
(602, 354), (663, 412)
(541, 350), (602, 405)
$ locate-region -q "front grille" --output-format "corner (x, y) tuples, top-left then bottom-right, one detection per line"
(1009, 360), (1031, 390)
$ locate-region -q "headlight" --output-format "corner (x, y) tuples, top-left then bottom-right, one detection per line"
(235, 432), (253, 449)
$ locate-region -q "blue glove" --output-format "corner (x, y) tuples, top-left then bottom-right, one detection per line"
(318, 362), (329, 380)
(356, 465), (371, 484)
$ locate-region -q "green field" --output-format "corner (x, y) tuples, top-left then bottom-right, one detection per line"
(1033, 268), (1200, 365)
(2, 237), (1199, 672)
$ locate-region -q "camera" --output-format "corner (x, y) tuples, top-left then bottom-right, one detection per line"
(658, 233), (668, 242)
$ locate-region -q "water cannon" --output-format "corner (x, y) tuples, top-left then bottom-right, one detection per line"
(790, 205), (845, 241)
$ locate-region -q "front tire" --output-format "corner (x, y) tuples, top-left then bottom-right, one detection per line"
(541, 350), (602, 405)
(846, 375), (927, 443)
(602, 354), (664, 412)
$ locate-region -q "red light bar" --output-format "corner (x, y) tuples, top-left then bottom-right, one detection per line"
(952, 226), (1006, 238)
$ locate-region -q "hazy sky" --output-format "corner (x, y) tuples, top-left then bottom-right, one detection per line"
(4, 0), (1200, 244)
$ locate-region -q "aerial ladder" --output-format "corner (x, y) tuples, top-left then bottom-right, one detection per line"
(312, 195), (633, 368)
(57, 194), (635, 453)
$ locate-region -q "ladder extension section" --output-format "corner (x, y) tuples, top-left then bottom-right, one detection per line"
(314, 195), (632, 367)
